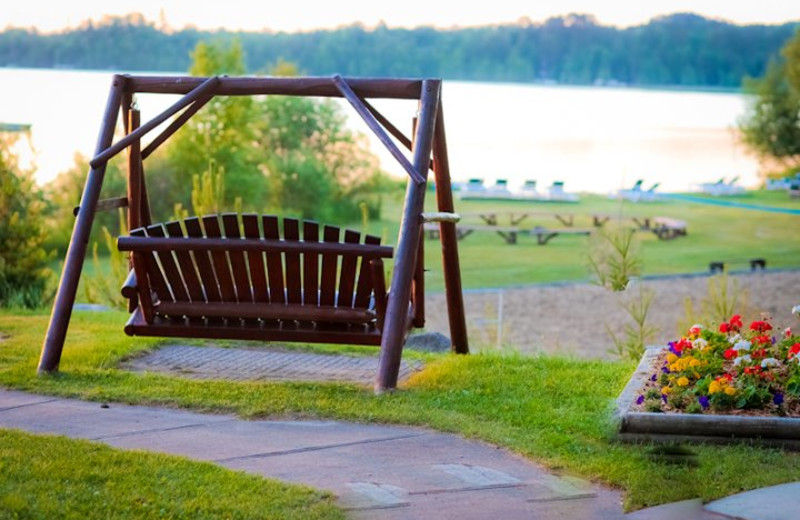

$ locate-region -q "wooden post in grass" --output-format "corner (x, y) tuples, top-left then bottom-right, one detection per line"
(38, 75), (126, 373)
(375, 80), (440, 392)
(431, 104), (469, 354)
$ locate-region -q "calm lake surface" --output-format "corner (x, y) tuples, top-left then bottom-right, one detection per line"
(1, 67), (758, 193)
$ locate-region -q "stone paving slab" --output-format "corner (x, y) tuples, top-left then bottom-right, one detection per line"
(0, 394), (232, 440)
(0, 389), (60, 411)
(124, 345), (423, 384)
(106, 419), (425, 462)
(705, 482), (800, 520)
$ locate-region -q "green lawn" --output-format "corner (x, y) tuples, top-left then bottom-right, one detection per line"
(0, 429), (343, 520)
(377, 190), (800, 289)
(3, 310), (800, 512)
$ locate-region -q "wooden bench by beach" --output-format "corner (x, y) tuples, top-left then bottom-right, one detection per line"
(424, 223), (522, 244)
(464, 211), (657, 231)
(424, 223), (593, 245)
(651, 217), (687, 240)
(591, 214), (653, 230)
(462, 210), (578, 227)
(530, 226), (593, 245)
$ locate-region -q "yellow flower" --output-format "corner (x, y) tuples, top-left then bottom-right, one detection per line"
(724, 386), (737, 396)
(669, 363), (679, 372)
(661, 386), (672, 395)
(667, 353), (679, 363)
(689, 359), (701, 368)
(709, 381), (721, 394)
(677, 377), (689, 387)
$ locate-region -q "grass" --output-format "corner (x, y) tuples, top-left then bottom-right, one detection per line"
(0, 429), (343, 520)
(4, 310), (800, 512)
(357, 189), (800, 290)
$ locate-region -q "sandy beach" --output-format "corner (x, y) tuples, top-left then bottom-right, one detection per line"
(423, 270), (800, 360)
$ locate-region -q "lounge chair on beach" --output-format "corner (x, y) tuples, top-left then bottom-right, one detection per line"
(617, 180), (643, 201)
(514, 179), (543, 200)
(548, 181), (579, 202)
(487, 179), (512, 196)
(698, 177), (725, 195)
(700, 176), (745, 196)
(641, 182), (660, 201)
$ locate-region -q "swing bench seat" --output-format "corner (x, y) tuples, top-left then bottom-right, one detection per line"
(117, 213), (398, 346)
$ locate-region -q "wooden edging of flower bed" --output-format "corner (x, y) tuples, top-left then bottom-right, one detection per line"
(615, 348), (800, 450)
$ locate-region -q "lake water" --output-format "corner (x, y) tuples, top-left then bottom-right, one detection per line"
(1, 67), (759, 193)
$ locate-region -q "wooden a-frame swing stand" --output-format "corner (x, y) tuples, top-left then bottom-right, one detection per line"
(38, 74), (469, 391)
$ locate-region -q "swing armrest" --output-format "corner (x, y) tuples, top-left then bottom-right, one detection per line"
(121, 270), (137, 300)
(121, 270), (138, 313)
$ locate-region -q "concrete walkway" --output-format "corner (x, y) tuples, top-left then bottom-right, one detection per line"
(1, 389), (794, 519)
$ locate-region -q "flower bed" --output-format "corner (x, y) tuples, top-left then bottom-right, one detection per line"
(616, 308), (800, 447)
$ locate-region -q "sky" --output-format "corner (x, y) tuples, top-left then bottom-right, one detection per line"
(3, 0), (800, 33)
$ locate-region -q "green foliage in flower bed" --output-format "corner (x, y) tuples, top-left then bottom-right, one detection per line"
(638, 310), (800, 415)
(5, 311), (800, 511)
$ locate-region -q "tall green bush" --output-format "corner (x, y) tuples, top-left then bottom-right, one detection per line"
(0, 135), (52, 308)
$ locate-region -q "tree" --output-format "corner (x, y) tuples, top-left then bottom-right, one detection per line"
(166, 39), (264, 208)
(0, 134), (52, 308)
(166, 40), (388, 221)
(738, 29), (800, 168)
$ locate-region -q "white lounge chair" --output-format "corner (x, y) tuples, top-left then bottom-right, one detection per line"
(618, 180), (643, 201)
(548, 181), (579, 202)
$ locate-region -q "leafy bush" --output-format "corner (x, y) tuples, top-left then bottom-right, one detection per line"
(0, 135), (52, 308)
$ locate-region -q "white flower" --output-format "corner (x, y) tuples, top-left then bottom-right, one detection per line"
(793, 305), (800, 315)
(761, 358), (780, 368)
(729, 334), (742, 344)
(734, 355), (752, 366)
(692, 338), (708, 350)
(733, 340), (752, 352)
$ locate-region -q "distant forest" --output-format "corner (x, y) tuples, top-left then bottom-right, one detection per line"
(1, 12), (798, 88)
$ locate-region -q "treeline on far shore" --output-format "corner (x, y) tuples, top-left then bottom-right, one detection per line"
(1, 12), (798, 88)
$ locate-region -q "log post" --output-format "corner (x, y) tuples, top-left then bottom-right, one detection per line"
(375, 80), (440, 392)
(432, 104), (469, 354)
(38, 75), (126, 373)
(127, 108), (142, 231)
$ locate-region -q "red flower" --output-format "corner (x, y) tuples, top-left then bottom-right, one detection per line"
(789, 343), (800, 358)
(717, 373), (734, 383)
(724, 348), (738, 360)
(744, 366), (762, 375)
(675, 339), (692, 353)
(730, 315), (743, 329)
(720, 323), (730, 333)
(754, 335), (771, 346)
(750, 320), (773, 333)
(752, 348), (768, 359)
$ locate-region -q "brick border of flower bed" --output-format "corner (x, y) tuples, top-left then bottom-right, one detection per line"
(615, 348), (800, 450)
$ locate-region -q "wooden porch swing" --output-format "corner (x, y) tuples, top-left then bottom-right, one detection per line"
(38, 74), (469, 391)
